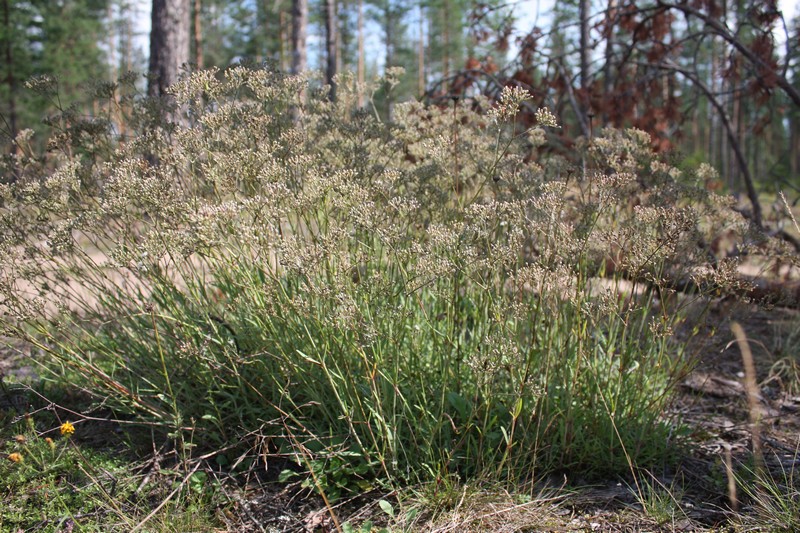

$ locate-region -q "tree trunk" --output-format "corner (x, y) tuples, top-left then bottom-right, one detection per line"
(279, 8), (289, 72)
(148, 0), (190, 98)
(579, 0), (589, 89)
(385, 5), (392, 69)
(708, 34), (719, 173)
(124, 4), (133, 73)
(108, 3), (117, 81)
(791, 114), (799, 182)
(357, 0), (364, 106)
(602, 0), (616, 126)
(324, 0), (337, 100)
(335, 1), (343, 76)
(120, 2), (134, 137)
(579, 0), (590, 127)
(418, 4), (425, 97)
(193, 0), (203, 69)
(291, 0), (307, 74)
(107, 2), (123, 136)
(442, 0), (449, 80)
(731, 85), (741, 191)
(2, 0), (18, 157)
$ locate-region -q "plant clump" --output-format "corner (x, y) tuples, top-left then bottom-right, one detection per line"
(0, 66), (748, 499)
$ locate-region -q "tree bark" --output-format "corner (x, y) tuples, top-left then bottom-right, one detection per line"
(335, 0), (343, 76)
(2, 0), (18, 157)
(708, 30), (719, 173)
(442, 0), (450, 80)
(579, 0), (589, 90)
(418, 4), (425, 97)
(324, 0), (337, 100)
(602, 0), (616, 126)
(148, 0), (190, 98)
(291, 0), (307, 75)
(279, 8), (288, 72)
(791, 113), (799, 181)
(384, 0), (395, 118)
(357, 0), (364, 106)
(193, 0), (203, 69)
(108, 2), (117, 82)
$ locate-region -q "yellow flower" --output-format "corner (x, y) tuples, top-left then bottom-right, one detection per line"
(7, 452), (23, 463)
(60, 421), (75, 437)
(14, 434), (26, 444)
(45, 437), (55, 450)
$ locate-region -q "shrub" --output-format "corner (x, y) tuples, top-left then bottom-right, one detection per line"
(0, 66), (741, 495)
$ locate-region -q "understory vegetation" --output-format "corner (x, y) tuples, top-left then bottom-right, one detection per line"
(1, 67), (797, 531)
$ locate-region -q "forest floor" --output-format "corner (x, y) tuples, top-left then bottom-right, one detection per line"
(2, 298), (799, 532)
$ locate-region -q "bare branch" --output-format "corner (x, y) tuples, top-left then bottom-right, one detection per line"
(654, 58), (764, 228)
(656, 0), (800, 108)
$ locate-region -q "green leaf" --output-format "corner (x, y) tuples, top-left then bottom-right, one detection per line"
(447, 391), (471, 420)
(378, 499), (395, 518)
(512, 397), (523, 418)
(278, 469), (298, 483)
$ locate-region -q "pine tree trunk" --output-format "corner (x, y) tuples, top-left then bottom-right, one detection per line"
(108, 3), (117, 82)
(579, 0), (590, 125)
(324, 0), (337, 100)
(2, 0), (18, 156)
(291, 0), (307, 74)
(731, 87), (742, 191)
(385, 2), (393, 117)
(279, 8), (288, 72)
(708, 35), (719, 176)
(418, 4), (425, 97)
(579, 0), (589, 89)
(602, 0), (615, 126)
(335, 1), (343, 76)
(357, 0), (364, 106)
(107, 2), (123, 136)
(442, 0), (449, 80)
(120, 3), (133, 137)
(791, 114), (799, 181)
(125, 6), (132, 73)
(193, 0), (203, 69)
(148, 0), (190, 98)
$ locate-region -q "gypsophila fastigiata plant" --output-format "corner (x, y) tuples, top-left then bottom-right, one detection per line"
(0, 65), (750, 498)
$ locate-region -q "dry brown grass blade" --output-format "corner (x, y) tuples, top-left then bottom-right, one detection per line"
(723, 443), (738, 512)
(731, 321), (764, 477)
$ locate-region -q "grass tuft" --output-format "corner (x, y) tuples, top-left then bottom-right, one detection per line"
(1, 65), (747, 513)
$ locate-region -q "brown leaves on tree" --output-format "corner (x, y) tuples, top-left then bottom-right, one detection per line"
(442, 0), (791, 166)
